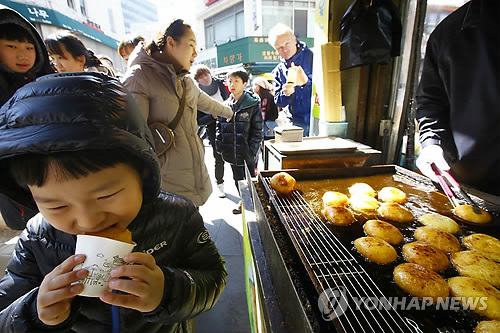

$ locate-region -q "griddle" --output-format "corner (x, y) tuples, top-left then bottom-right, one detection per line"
(255, 165), (500, 333)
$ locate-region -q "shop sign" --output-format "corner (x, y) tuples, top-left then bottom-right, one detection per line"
(217, 36), (314, 68)
(217, 36), (279, 67)
(0, 0), (118, 48)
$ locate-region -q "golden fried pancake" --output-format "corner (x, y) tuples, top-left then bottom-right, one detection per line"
(451, 251), (500, 288)
(348, 183), (376, 197)
(377, 187), (407, 204)
(322, 191), (349, 208)
(349, 194), (380, 212)
(463, 233), (500, 262)
(354, 236), (397, 264)
(377, 202), (414, 223)
(402, 241), (449, 272)
(454, 204), (492, 224)
(363, 220), (403, 244)
(414, 226), (461, 253)
(270, 172), (296, 195)
(393, 263), (449, 303)
(448, 276), (500, 320)
(88, 226), (133, 244)
(417, 213), (460, 234)
(322, 206), (355, 226)
(475, 320), (500, 333)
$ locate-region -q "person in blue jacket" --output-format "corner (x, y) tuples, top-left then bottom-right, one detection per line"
(0, 72), (227, 332)
(268, 23), (313, 136)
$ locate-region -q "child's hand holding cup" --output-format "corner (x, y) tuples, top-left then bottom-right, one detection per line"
(74, 227), (135, 297)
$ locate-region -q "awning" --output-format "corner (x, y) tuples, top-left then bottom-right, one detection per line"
(0, 0), (119, 48)
(217, 36), (314, 70)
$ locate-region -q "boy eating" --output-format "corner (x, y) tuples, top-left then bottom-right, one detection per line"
(0, 72), (227, 332)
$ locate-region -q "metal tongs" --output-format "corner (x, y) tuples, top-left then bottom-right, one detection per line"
(430, 163), (482, 214)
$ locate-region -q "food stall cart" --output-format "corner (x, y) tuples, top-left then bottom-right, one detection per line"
(262, 137), (381, 170)
(240, 166), (500, 333)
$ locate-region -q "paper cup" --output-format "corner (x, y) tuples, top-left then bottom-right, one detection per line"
(74, 234), (135, 297)
(286, 67), (297, 84)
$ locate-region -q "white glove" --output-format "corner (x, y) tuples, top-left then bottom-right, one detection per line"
(416, 144), (450, 182)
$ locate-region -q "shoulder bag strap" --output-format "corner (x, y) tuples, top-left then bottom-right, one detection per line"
(169, 79), (187, 130)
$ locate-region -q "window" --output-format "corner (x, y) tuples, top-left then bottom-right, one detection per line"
(80, 0), (87, 16)
(293, 10), (307, 39)
(67, 0), (74, 9)
(262, 8), (292, 36)
(204, 2), (244, 47)
(108, 8), (115, 33)
(261, 0), (315, 37)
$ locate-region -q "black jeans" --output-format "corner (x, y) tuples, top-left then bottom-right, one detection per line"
(208, 126), (225, 185)
(213, 147), (225, 185)
(230, 159), (256, 193)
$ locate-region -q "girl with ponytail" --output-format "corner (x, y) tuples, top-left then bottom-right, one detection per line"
(122, 19), (233, 207)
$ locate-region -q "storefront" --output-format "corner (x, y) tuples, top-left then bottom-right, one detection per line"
(214, 35), (314, 76)
(0, 0), (124, 72)
(239, 1), (500, 332)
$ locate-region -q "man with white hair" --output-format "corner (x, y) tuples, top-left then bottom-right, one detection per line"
(268, 23), (313, 136)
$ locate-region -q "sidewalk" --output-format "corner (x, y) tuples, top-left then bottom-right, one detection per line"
(0, 142), (252, 333)
(195, 142), (251, 333)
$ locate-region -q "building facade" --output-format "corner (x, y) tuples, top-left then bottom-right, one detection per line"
(120, 0), (157, 34)
(194, 0), (315, 71)
(0, 0), (154, 74)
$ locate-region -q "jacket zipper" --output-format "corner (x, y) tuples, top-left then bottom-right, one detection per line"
(233, 109), (238, 163)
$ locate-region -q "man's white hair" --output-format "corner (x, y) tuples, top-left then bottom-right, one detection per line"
(268, 23), (294, 48)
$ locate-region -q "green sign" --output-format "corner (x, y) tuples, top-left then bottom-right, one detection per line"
(0, 0), (119, 48)
(217, 36), (314, 69)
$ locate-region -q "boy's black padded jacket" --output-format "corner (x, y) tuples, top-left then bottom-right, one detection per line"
(0, 5), (53, 106)
(0, 73), (227, 332)
(215, 90), (263, 166)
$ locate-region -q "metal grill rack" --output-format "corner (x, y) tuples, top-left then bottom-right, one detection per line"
(261, 176), (418, 333)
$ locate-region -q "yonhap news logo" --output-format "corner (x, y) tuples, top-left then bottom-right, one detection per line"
(318, 286), (349, 321)
(318, 287), (488, 321)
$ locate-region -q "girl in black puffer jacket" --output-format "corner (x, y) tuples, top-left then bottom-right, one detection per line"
(0, 73), (226, 333)
(215, 70), (263, 214)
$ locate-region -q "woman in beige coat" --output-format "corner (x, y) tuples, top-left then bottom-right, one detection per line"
(122, 19), (233, 206)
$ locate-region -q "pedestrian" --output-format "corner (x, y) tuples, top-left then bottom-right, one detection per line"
(192, 64), (230, 198)
(96, 53), (117, 77)
(0, 5), (53, 230)
(45, 31), (109, 75)
(0, 72), (227, 332)
(118, 34), (144, 63)
(216, 70), (263, 214)
(268, 23), (313, 136)
(252, 76), (278, 138)
(122, 19), (233, 207)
